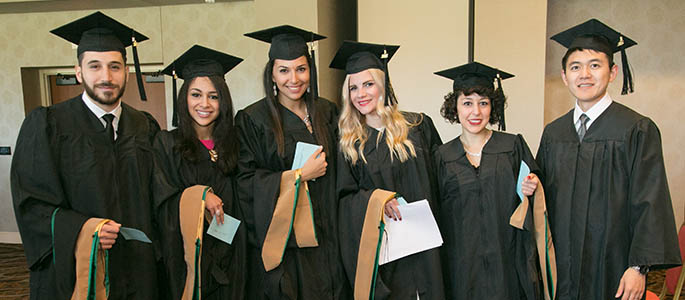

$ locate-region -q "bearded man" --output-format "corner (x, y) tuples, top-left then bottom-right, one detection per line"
(11, 12), (163, 300)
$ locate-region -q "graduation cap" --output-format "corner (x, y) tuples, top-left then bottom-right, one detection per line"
(550, 18), (637, 95)
(161, 45), (243, 127)
(329, 40), (400, 106)
(51, 11), (150, 101)
(245, 25), (326, 100)
(434, 61), (514, 131)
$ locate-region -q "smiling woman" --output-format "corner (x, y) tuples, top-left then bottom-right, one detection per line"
(236, 25), (347, 299)
(154, 45), (247, 299)
(331, 40), (445, 300)
(433, 61), (547, 299)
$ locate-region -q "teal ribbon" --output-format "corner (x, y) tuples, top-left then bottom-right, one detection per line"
(275, 175), (302, 266)
(370, 222), (385, 300)
(193, 238), (201, 300)
(192, 186), (212, 299)
(545, 215), (554, 298)
(51, 208), (60, 265)
(86, 228), (110, 300)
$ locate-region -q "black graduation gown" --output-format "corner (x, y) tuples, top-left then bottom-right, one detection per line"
(153, 129), (247, 300)
(235, 98), (349, 299)
(337, 112), (445, 299)
(10, 96), (162, 300)
(536, 101), (681, 300)
(435, 131), (541, 300)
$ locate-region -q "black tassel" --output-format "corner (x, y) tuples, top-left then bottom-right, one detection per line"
(131, 36), (147, 101)
(310, 46), (319, 100)
(620, 47), (634, 95)
(382, 48), (391, 106)
(496, 74), (506, 131)
(171, 70), (178, 127)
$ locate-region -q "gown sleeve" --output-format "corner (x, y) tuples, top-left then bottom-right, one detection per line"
(151, 131), (188, 300)
(235, 110), (287, 249)
(513, 134), (544, 300)
(625, 119), (680, 269)
(10, 107), (89, 295)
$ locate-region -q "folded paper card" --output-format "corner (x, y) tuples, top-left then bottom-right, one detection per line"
(516, 160), (531, 202)
(120, 227), (152, 243)
(291, 142), (321, 170)
(207, 213), (241, 245)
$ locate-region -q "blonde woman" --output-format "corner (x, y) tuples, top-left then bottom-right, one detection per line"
(331, 41), (444, 300)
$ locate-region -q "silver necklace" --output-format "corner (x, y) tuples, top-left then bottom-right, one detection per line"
(462, 131), (492, 157)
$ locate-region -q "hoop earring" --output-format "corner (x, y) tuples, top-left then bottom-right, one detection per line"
(273, 84), (277, 96)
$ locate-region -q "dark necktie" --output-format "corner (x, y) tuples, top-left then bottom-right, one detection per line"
(577, 113), (589, 141)
(103, 114), (115, 142)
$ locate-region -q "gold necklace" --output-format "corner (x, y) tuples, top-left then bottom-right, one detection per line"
(208, 149), (218, 162)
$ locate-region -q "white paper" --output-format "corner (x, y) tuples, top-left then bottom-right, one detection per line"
(378, 199), (443, 265)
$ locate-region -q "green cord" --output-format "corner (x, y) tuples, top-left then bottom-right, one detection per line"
(87, 232), (99, 300)
(50, 208), (60, 265)
(193, 238), (201, 300)
(545, 215), (554, 298)
(370, 222), (385, 300)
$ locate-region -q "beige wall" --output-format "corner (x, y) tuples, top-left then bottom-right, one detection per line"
(545, 0), (685, 226)
(475, 0), (547, 153)
(317, 0), (357, 104)
(358, 0), (469, 141)
(0, 0), (355, 239)
(357, 0), (548, 149)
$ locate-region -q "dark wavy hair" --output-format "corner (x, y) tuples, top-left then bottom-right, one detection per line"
(174, 75), (239, 175)
(440, 84), (506, 127)
(262, 53), (331, 156)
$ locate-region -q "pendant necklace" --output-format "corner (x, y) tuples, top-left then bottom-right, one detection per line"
(208, 149), (218, 162)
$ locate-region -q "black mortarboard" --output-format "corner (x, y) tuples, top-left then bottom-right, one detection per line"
(51, 11), (150, 100)
(330, 41), (400, 106)
(434, 61), (514, 131)
(550, 18), (637, 95)
(161, 45), (243, 127)
(245, 25), (326, 100)
(244, 25), (325, 60)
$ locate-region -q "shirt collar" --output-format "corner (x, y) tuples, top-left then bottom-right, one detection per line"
(573, 92), (612, 125)
(81, 91), (122, 122)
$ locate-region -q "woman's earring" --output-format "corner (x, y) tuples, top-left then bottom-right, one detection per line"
(273, 84), (277, 96)
(307, 86), (311, 93)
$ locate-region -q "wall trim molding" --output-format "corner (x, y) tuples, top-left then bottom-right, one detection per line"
(0, 231), (22, 244)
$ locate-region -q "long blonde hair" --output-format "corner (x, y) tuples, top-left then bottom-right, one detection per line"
(338, 68), (417, 165)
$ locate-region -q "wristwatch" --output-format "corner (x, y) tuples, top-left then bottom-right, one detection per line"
(631, 265), (650, 275)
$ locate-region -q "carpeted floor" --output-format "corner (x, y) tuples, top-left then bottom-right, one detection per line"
(0, 243), (681, 299)
(0, 244), (29, 300)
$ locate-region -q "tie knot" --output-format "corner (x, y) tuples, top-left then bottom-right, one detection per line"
(579, 113), (589, 124)
(103, 114), (115, 125)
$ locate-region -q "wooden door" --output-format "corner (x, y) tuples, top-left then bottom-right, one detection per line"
(49, 73), (167, 129)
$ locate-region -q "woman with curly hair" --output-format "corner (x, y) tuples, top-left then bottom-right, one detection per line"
(332, 41), (444, 299)
(236, 25), (348, 299)
(433, 62), (542, 299)
(154, 45), (247, 299)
